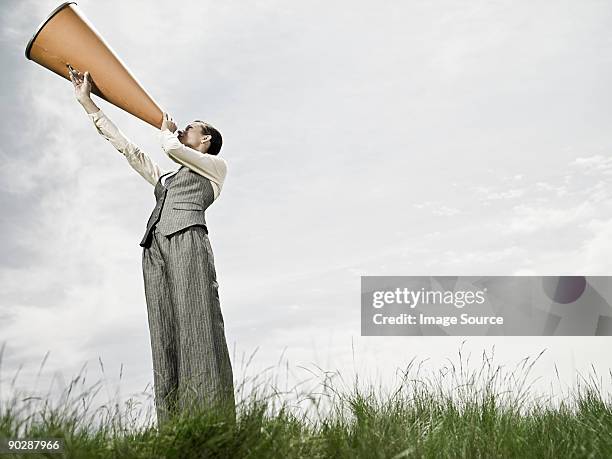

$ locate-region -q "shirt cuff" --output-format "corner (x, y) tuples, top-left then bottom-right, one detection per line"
(158, 128), (180, 149)
(158, 128), (174, 139)
(87, 109), (103, 122)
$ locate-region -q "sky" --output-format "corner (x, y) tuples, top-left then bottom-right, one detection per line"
(1, 0), (611, 423)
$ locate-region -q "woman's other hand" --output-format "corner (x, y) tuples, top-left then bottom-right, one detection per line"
(161, 112), (178, 133)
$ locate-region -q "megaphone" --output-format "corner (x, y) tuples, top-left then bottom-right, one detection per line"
(25, 2), (164, 129)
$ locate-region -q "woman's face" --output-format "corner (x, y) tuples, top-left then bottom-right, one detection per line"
(177, 122), (203, 149)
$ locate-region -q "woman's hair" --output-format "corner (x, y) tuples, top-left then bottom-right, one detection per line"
(194, 120), (222, 155)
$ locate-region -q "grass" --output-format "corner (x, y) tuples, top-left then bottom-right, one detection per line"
(0, 340), (610, 458)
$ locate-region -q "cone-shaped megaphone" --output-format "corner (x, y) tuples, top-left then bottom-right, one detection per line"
(25, 2), (164, 129)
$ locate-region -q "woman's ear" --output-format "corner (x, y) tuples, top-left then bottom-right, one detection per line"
(201, 134), (212, 144)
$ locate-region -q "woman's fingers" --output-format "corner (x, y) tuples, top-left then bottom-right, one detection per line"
(162, 112), (177, 127)
(73, 69), (83, 84)
(67, 65), (90, 89)
(69, 71), (79, 87)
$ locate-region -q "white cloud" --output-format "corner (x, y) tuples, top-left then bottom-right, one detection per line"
(569, 155), (612, 175)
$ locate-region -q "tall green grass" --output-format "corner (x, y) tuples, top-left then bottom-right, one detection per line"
(0, 340), (610, 458)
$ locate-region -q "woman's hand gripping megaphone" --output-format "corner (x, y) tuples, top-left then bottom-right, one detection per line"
(161, 111), (178, 133)
(67, 64), (92, 103)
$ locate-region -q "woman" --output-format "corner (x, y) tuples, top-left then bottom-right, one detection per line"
(69, 67), (235, 427)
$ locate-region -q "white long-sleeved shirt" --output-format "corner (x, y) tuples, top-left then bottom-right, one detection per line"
(87, 108), (227, 199)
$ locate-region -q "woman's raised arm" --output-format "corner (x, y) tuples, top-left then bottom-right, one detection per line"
(69, 66), (169, 187)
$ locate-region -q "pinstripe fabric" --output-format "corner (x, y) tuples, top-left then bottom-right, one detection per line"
(139, 164), (216, 247)
(141, 167), (235, 426)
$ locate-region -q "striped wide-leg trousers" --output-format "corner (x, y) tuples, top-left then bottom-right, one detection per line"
(141, 224), (235, 426)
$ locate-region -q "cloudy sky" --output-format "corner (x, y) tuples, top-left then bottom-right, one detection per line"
(1, 0), (611, 421)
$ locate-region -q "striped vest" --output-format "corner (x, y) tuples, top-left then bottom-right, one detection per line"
(139, 165), (216, 247)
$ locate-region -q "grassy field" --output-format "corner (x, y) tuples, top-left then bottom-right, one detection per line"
(0, 342), (610, 458)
